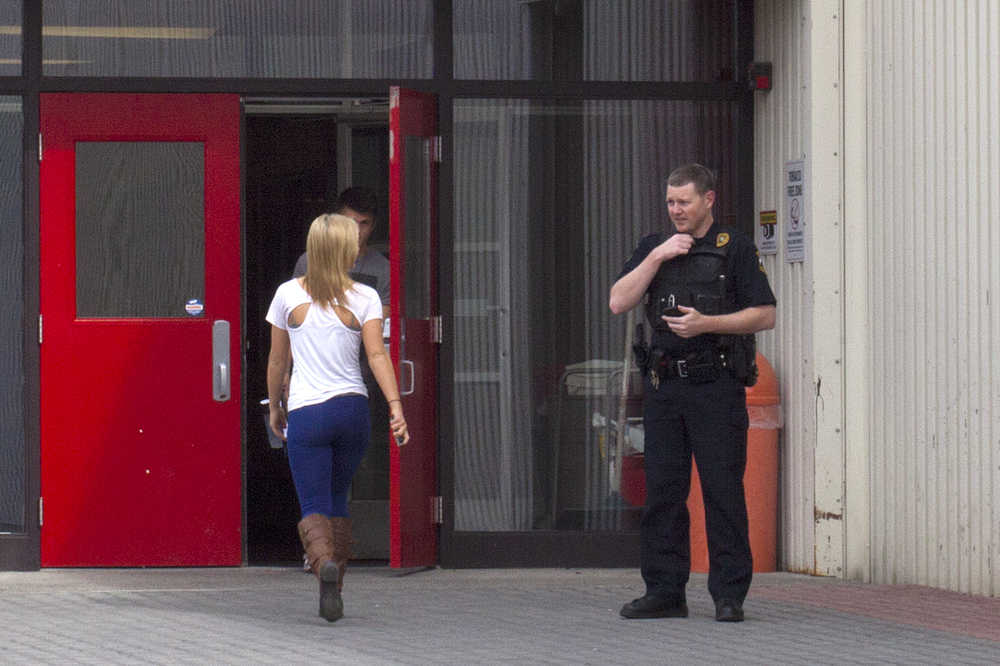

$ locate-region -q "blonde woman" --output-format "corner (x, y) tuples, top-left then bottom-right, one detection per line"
(266, 214), (408, 622)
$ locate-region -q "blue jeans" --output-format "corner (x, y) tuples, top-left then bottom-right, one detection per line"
(286, 394), (370, 518)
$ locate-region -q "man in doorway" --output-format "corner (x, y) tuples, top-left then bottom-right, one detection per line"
(609, 164), (776, 622)
(294, 186), (390, 318)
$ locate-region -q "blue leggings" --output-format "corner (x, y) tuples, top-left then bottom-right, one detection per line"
(286, 394), (370, 518)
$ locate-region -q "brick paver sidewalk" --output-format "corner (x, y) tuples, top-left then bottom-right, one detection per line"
(2, 568), (997, 664)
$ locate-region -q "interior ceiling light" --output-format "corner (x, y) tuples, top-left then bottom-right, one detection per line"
(0, 58), (93, 65)
(0, 26), (216, 39)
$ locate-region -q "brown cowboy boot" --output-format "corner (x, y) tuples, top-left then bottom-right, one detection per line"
(297, 513), (342, 622)
(329, 517), (353, 593)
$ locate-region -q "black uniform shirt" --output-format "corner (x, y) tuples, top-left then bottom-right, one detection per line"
(618, 223), (776, 353)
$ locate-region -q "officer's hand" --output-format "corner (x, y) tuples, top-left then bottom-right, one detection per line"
(656, 233), (694, 261)
(663, 305), (706, 338)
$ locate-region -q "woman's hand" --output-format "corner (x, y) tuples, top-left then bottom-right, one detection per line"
(268, 404), (287, 441)
(389, 401), (409, 446)
(266, 325), (291, 441)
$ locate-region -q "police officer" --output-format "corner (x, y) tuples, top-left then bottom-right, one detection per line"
(609, 164), (776, 622)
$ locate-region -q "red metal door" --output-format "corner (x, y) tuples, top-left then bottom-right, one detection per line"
(40, 94), (242, 566)
(389, 87), (438, 567)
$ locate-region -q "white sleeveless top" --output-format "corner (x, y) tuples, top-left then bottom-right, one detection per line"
(266, 278), (383, 412)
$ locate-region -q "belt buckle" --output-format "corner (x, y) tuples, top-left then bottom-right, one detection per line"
(676, 359), (688, 379)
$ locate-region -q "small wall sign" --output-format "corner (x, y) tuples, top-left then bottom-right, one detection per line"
(758, 210), (777, 255)
(784, 160), (806, 263)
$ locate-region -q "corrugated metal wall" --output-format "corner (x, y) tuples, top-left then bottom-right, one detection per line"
(866, 0), (999, 596)
(753, 0), (816, 575)
(758, 0), (1000, 596)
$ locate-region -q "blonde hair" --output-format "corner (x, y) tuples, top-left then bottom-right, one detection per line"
(302, 214), (358, 309)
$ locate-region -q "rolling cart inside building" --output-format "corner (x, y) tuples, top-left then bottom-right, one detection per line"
(549, 360), (643, 531)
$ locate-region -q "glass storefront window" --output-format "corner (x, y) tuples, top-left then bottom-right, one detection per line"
(0, 97), (23, 533)
(0, 1), (21, 75)
(43, 0), (432, 78)
(453, 98), (740, 532)
(454, 0), (736, 81)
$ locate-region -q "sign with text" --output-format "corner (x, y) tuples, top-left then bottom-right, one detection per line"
(758, 210), (777, 255)
(784, 160), (806, 263)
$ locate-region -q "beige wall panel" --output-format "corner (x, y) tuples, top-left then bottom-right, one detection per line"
(807, 4), (847, 578)
(866, 0), (999, 597)
(843, 0), (872, 582)
(754, 0), (818, 574)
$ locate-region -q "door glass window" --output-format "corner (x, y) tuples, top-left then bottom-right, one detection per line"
(452, 98), (741, 532)
(75, 142), (205, 318)
(0, 1), (21, 75)
(43, 0), (432, 79)
(403, 135), (431, 320)
(454, 0), (736, 81)
(0, 97), (23, 533)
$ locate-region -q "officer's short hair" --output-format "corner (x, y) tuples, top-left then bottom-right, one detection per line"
(667, 164), (716, 195)
(335, 186), (378, 217)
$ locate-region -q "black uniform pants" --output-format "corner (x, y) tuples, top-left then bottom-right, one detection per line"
(640, 371), (752, 603)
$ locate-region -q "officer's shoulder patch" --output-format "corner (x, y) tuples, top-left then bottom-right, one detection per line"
(716, 232), (730, 248)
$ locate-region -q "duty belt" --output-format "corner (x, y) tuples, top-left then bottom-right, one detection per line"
(649, 348), (724, 387)
(662, 358), (695, 379)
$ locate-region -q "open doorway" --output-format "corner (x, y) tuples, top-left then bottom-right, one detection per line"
(243, 98), (390, 565)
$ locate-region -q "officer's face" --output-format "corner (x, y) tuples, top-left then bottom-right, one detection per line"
(666, 183), (715, 238)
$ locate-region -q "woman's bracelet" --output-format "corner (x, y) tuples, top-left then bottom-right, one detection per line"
(388, 399), (402, 404)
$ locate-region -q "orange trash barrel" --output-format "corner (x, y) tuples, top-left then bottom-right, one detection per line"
(619, 353), (781, 573)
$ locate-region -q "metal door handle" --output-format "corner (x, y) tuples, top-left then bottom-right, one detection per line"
(213, 320), (230, 401)
(400, 360), (415, 396)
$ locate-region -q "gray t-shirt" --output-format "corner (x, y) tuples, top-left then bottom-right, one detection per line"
(293, 248), (390, 305)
